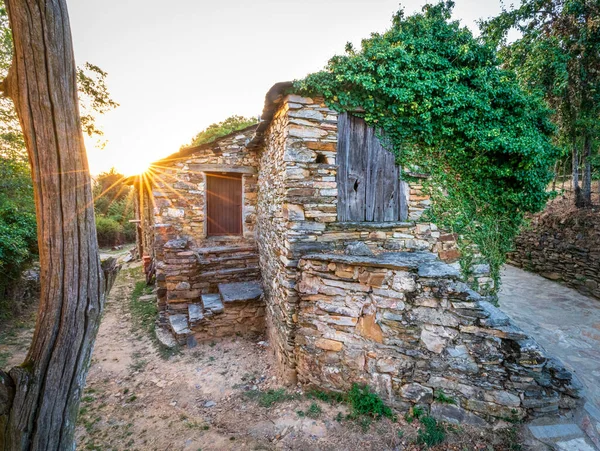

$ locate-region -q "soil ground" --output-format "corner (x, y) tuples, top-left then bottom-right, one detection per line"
(0, 261), (526, 451)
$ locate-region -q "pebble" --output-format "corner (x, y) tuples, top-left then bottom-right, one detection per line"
(204, 401), (216, 408)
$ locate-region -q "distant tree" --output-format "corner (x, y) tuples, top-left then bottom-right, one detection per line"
(185, 115), (258, 148)
(93, 168), (135, 247)
(482, 0), (600, 207)
(0, 0), (110, 448)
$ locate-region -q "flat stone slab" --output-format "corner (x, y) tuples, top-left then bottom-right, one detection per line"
(302, 252), (437, 271)
(155, 325), (178, 348)
(418, 260), (461, 279)
(556, 438), (597, 451)
(188, 304), (204, 323)
(202, 294), (224, 313)
(218, 281), (263, 303)
(169, 314), (191, 336)
(529, 423), (584, 441)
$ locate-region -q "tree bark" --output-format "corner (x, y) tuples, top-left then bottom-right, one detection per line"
(0, 0), (105, 449)
(581, 134), (592, 208)
(572, 140), (585, 207)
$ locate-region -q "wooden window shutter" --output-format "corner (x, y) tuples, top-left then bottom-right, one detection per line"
(337, 113), (407, 222)
(206, 173), (243, 236)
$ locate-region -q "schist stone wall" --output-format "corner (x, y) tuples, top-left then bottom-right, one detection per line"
(508, 208), (600, 300)
(255, 94), (492, 383)
(295, 252), (582, 424)
(148, 127), (260, 308)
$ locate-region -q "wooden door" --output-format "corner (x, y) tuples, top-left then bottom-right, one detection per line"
(337, 113), (407, 222)
(206, 174), (243, 236)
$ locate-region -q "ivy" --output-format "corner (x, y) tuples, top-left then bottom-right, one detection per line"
(295, 1), (558, 293)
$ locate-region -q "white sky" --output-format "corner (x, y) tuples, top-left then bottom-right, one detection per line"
(68, 0), (506, 176)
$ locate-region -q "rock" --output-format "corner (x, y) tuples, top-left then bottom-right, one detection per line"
(138, 294), (156, 303)
(204, 401), (216, 408)
(400, 383), (433, 404)
(164, 238), (188, 249)
(155, 326), (178, 349)
(418, 261), (461, 278)
(186, 334), (198, 348)
(345, 242), (375, 257)
(169, 314), (191, 335)
(431, 402), (488, 427)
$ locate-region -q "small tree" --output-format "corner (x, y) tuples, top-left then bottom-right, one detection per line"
(482, 0), (600, 207)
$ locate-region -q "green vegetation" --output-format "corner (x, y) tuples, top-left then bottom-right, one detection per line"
(129, 277), (180, 359)
(433, 389), (456, 405)
(296, 1), (559, 292)
(417, 415), (446, 447)
(93, 168), (135, 247)
(346, 383), (394, 420)
(183, 115), (258, 148)
(482, 0), (600, 208)
(244, 388), (298, 407)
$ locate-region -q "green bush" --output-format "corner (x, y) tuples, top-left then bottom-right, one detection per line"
(95, 215), (123, 247)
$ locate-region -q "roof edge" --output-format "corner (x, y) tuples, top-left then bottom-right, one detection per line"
(152, 122), (260, 167)
(247, 81), (295, 149)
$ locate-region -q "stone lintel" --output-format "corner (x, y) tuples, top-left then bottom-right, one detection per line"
(327, 221), (415, 230)
(188, 164), (257, 174)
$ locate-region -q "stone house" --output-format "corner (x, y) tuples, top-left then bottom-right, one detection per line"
(131, 81), (582, 423)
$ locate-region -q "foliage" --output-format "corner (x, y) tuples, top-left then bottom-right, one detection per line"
(184, 115), (258, 148)
(481, 0), (600, 207)
(295, 1), (559, 292)
(0, 150), (37, 300)
(93, 168), (135, 247)
(77, 63), (120, 144)
(347, 383), (394, 420)
(417, 416), (446, 447)
(244, 388), (298, 407)
(433, 389), (456, 405)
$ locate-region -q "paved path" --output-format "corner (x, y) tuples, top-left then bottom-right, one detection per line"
(499, 265), (600, 409)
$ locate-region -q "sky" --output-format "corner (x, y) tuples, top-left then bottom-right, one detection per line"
(68, 0), (506, 176)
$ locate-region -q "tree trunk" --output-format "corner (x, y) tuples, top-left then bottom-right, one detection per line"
(0, 1), (105, 449)
(582, 134), (592, 207)
(572, 140), (585, 207)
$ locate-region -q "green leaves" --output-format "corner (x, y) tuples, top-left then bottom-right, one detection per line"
(184, 115), (258, 148)
(296, 1), (558, 293)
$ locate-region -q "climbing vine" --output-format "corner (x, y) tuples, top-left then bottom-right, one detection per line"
(295, 1), (559, 293)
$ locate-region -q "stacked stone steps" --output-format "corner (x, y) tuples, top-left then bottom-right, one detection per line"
(168, 280), (265, 344)
(194, 245), (261, 291)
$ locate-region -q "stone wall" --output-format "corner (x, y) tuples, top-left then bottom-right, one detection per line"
(295, 252), (582, 423)
(144, 127), (260, 313)
(508, 207), (600, 299)
(255, 94), (488, 382)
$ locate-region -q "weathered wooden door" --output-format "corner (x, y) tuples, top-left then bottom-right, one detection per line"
(337, 113), (407, 222)
(206, 174), (243, 236)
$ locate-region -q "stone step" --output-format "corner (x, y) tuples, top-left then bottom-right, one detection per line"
(195, 245), (257, 256)
(202, 293), (224, 314)
(218, 280), (263, 304)
(168, 313), (191, 337)
(197, 266), (260, 280)
(188, 303), (204, 323)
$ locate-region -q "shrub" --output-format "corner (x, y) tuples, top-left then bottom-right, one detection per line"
(347, 383), (394, 420)
(95, 215), (123, 247)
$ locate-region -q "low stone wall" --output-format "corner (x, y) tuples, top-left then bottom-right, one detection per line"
(508, 208), (600, 299)
(295, 252), (582, 424)
(190, 301), (265, 341)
